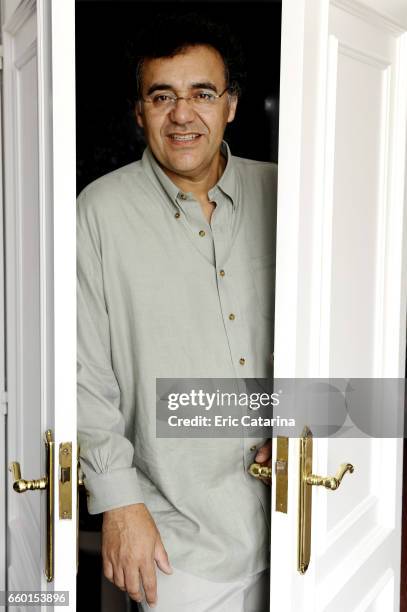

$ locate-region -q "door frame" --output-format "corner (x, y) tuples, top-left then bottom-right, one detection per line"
(0, 36), (6, 596)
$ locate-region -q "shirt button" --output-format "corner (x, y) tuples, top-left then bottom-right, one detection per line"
(199, 230), (206, 237)
(174, 211), (181, 219)
(250, 445), (257, 451)
(229, 313), (236, 320)
(239, 358), (246, 366)
(219, 269), (225, 277)
(179, 193), (187, 200)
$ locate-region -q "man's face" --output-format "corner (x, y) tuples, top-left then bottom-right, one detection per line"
(136, 45), (238, 179)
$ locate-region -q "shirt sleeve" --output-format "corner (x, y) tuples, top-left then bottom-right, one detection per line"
(77, 188), (144, 514)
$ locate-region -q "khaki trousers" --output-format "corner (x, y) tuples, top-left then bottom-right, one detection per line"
(138, 567), (270, 612)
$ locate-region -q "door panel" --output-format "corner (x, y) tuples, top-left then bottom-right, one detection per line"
(4, 2), (43, 593)
(271, 0), (407, 610)
(329, 5), (399, 377)
(3, 0), (77, 607)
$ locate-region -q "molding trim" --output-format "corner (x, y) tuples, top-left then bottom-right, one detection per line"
(338, 41), (390, 69)
(8, 516), (40, 587)
(14, 39), (36, 70)
(332, 0), (406, 35)
(326, 494), (377, 547)
(318, 525), (393, 607)
(353, 569), (394, 611)
(3, 0), (36, 35)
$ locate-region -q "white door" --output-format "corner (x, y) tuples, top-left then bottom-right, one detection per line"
(271, 0), (407, 611)
(2, 0), (76, 608)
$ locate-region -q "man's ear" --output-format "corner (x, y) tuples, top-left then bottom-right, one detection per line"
(135, 100), (144, 128)
(227, 95), (238, 124)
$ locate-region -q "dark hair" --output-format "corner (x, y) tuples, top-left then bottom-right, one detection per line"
(133, 13), (246, 100)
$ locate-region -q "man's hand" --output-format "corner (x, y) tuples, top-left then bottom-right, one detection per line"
(102, 503), (172, 607)
(255, 439), (273, 486)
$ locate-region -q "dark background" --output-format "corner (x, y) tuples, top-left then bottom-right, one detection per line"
(75, 0), (282, 195)
(76, 1), (281, 609)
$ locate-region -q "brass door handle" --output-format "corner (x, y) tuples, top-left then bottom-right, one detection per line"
(9, 462), (48, 492)
(9, 430), (54, 582)
(305, 463), (354, 490)
(298, 427), (354, 574)
(248, 463), (272, 480)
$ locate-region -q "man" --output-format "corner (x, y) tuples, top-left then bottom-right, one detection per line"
(77, 13), (277, 611)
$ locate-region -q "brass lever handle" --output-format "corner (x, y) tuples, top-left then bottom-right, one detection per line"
(298, 427), (355, 575)
(305, 463), (354, 490)
(248, 463), (272, 480)
(9, 430), (54, 581)
(9, 461), (48, 493)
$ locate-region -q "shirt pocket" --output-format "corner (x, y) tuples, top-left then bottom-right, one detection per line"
(250, 253), (275, 321)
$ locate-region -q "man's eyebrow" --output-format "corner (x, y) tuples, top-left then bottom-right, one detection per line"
(145, 81), (220, 96)
(146, 83), (174, 96)
(190, 82), (219, 92)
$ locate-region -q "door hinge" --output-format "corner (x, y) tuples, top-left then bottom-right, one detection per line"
(0, 46), (3, 71)
(1, 391), (8, 415)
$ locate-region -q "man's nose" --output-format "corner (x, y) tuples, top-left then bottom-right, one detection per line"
(168, 98), (196, 124)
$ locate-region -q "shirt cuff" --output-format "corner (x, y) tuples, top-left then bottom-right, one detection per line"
(82, 467), (144, 514)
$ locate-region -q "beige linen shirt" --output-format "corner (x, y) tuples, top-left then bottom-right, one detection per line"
(77, 141), (277, 582)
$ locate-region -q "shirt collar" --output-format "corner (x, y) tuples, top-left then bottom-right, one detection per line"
(141, 140), (238, 208)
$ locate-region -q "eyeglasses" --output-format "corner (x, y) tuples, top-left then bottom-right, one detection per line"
(141, 87), (230, 112)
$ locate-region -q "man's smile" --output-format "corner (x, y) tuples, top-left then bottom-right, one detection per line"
(166, 132), (204, 146)
(167, 133), (202, 140)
